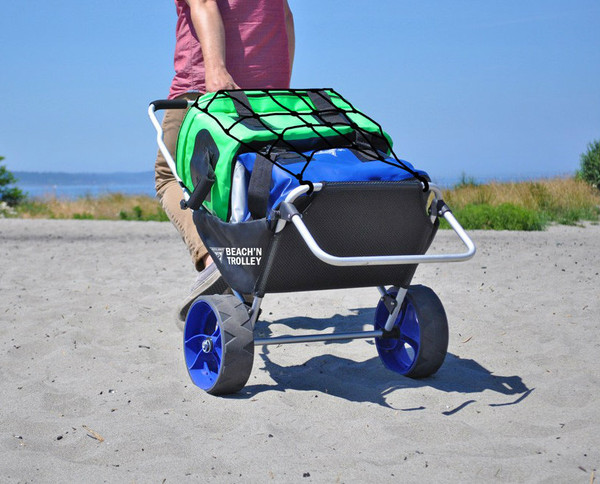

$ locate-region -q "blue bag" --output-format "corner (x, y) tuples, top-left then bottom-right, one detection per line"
(229, 148), (429, 222)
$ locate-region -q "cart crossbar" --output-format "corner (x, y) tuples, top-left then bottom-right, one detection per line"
(254, 330), (385, 346)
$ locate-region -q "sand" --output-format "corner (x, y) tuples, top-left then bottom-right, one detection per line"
(1, 218), (599, 482)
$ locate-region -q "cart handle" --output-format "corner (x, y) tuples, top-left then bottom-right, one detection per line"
(149, 99), (191, 111)
(277, 183), (476, 267)
(147, 100), (196, 202)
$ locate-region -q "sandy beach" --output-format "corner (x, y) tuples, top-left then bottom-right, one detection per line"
(1, 218), (598, 482)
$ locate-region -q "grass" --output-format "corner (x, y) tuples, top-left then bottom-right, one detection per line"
(14, 193), (169, 222)
(440, 177), (600, 230)
(5, 177), (600, 230)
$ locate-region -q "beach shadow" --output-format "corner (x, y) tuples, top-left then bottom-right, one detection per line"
(253, 307), (376, 342)
(239, 310), (532, 411)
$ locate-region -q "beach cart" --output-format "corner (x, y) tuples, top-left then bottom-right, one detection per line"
(149, 89), (475, 395)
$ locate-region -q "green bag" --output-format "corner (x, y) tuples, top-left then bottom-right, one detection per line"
(176, 89), (393, 221)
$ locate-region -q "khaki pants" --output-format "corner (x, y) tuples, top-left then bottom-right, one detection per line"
(154, 92), (207, 272)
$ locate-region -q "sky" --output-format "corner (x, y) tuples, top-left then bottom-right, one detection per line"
(1, 0), (599, 183)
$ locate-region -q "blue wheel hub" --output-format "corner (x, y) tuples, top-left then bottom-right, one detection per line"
(183, 300), (223, 390)
(374, 291), (421, 374)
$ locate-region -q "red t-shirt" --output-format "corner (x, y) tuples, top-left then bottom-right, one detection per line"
(169, 0), (291, 99)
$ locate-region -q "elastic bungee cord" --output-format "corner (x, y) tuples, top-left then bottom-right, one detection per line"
(194, 89), (430, 192)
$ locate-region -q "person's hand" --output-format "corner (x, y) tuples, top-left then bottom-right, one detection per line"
(205, 66), (240, 92)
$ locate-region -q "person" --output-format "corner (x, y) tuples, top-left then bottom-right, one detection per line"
(154, 0), (295, 320)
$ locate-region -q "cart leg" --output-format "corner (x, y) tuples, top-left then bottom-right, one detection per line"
(249, 296), (263, 325)
(378, 286), (408, 332)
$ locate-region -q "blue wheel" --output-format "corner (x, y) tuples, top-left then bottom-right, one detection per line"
(374, 285), (448, 378)
(183, 295), (254, 395)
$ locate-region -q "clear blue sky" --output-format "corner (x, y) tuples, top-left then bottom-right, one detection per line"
(1, 0), (599, 182)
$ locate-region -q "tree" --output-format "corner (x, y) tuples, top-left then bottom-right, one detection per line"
(0, 156), (26, 206)
(577, 139), (600, 189)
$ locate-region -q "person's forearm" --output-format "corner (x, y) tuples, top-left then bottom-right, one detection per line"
(187, 0), (226, 71)
(284, 0), (295, 73)
(186, 0), (238, 91)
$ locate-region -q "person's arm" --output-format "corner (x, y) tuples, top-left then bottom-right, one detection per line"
(283, 0), (295, 73)
(185, 0), (240, 92)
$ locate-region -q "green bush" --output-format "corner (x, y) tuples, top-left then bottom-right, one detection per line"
(577, 139), (600, 188)
(443, 203), (545, 231)
(120, 206), (144, 220)
(73, 213), (94, 220)
(551, 206), (600, 226)
(119, 205), (169, 222)
(14, 200), (53, 218)
(0, 156), (26, 206)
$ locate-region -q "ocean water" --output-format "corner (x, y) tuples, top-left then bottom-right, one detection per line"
(13, 171), (157, 199)
(20, 183), (156, 199)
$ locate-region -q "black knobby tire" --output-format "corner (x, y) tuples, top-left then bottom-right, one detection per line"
(374, 285), (449, 378)
(183, 295), (254, 395)
(405, 285), (449, 378)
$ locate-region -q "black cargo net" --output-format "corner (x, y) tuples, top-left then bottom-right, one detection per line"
(193, 88), (428, 192)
